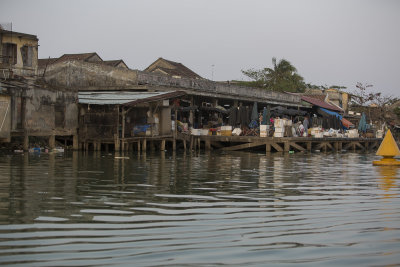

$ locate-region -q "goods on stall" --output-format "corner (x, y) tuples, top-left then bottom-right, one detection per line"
(376, 130), (383, 138)
(133, 125), (151, 136)
(310, 127), (322, 137)
(274, 131), (284, 137)
(346, 129), (359, 138)
(232, 128), (242, 136)
(191, 128), (200, 136)
(221, 126), (232, 136)
(260, 125), (270, 137)
(274, 118), (285, 128)
(201, 129), (209, 136)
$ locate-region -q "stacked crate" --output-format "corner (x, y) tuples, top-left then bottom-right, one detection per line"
(273, 119), (285, 137)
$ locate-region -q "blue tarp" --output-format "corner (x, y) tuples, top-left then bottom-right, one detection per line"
(318, 108), (349, 130)
(319, 107), (343, 120)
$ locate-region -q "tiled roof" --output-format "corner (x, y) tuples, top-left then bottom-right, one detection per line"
(301, 95), (343, 112)
(102, 60), (128, 69)
(145, 58), (202, 79)
(38, 58), (58, 68)
(55, 52), (102, 63)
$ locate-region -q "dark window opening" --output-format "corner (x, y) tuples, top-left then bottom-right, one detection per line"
(16, 97), (24, 129)
(55, 105), (65, 128)
(2, 43), (17, 65)
(20, 45), (33, 67)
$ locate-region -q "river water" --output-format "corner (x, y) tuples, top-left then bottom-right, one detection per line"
(0, 151), (399, 266)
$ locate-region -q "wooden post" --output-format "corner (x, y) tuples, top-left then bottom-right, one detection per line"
(114, 134), (120, 151)
(205, 139), (210, 151)
(307, 142), (312, 151)
(183, 140), (187, 151)
(334, 141), (339, 151)
(73, 135), (79, 150)
(150, 140), (155, 151)
(121, 107), (126, 151)
(189, 96), (194, 126)
(137, 141), (141, 153)
(173, 108), (177, 152)
(161, 139), (166, 151)
(49, 135), (55, 149)
(142, 139), (147, 152)
(266, 143), (271, 152)
(190, 136), (193, 151)
(23, 134), (29, 151)
(284, 141), (290, 152)
(198, 138), (201, 150)
(115, 105), (120, 151)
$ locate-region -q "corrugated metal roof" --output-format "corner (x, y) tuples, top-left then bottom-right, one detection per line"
(301, 95), (343, 112)
(78, 91), (184, 105)
(124, 90), (186, 106)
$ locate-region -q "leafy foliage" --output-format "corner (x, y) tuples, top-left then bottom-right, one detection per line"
(241, 57), (306, 93)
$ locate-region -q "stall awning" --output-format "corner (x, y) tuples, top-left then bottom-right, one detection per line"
(78, 90), (186, 105)
(301, 95), (343, 112)
(318, 107), (354, 129)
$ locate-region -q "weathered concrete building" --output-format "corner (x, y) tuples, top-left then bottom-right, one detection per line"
(0, 29), (38, 77)
(40, 56), (310, 151)
(0, 29), (79, 150)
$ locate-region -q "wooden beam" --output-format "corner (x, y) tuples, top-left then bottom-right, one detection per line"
(289, 142), (305, 151)
(326, 142), (333, 150)
(343, 142), (353, 150)
(210, 141), (224, 149)
(270, 142), (283, 152)
(354, 142), (364, 150)
(221, 142), (266, 151)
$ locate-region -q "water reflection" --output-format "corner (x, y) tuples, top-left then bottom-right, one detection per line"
(376, 166), (399, 199)
(0, 151), (399, 266)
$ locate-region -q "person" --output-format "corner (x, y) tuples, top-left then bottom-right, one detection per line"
(303, 115), (309, 137)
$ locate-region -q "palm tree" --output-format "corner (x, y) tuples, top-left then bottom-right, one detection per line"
(241, 57), (305, 93)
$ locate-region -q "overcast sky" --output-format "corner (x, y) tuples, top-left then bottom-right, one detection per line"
(1, 0), (399, 96)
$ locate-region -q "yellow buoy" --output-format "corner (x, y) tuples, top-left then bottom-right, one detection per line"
(373, 129), (400, 166)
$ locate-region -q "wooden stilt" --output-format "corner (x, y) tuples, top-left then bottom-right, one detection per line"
(205, 139), (210, 151)
(142, 139), (147, 152)
(161, 139), (166, 151)
(23, 134), (29, 151)
(49, 135), (55, 149)
(266, 143), (271, 152)
(73, 135), (79, 150)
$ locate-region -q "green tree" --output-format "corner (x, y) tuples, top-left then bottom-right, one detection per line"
(241, 57), (306, 93)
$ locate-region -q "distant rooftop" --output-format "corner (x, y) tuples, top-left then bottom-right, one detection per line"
(145, 57), (202, 79)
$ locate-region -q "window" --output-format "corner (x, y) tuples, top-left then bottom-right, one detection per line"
(2, 43), (17, 65)
(20, 45), (33, 67)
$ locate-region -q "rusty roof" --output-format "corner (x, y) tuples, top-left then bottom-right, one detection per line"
(301, 95), (343, 112)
